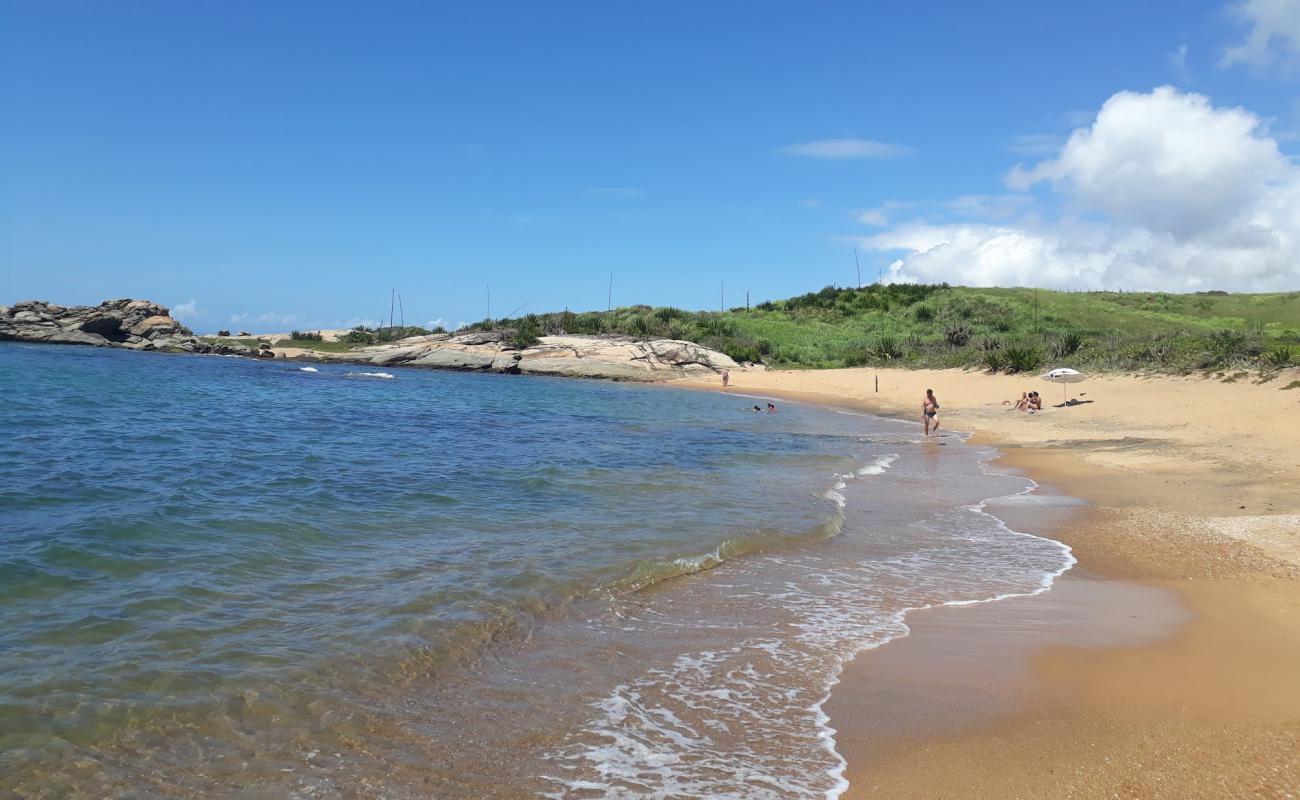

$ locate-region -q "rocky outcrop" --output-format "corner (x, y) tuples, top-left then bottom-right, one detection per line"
(0, 299), (205, 351)
(0, 298), (265, 356)
(281, 333), (739, 381)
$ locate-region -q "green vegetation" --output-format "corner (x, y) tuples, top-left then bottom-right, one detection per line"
(505, 314), (542, 350)
(200, 335), (356, 352)
(270, 338), (357, 352)
(199, 336), (268, 350)
(197, 286), (1300, 376)
(475, 285), (1300, 373)
(338, 325), (439, 345)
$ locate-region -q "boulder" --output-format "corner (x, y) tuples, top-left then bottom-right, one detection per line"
(0, 298), (199, 352)
(299, 332), (740, 381)
(128, 315), (181, 337)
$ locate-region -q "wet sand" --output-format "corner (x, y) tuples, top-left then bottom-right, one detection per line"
(678, 367), (1300, 798)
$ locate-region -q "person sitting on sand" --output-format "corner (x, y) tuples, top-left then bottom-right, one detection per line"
(922, 389), (940, 436)
(1028, 391), (1042, 411)
(1014, 392), (1029, 411)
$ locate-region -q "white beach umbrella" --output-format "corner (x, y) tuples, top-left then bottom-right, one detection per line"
(1042, 367), (1086, 404)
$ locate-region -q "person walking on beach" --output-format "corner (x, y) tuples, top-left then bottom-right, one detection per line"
(922, 388), (940, 436)
(721, 369), (730, 389)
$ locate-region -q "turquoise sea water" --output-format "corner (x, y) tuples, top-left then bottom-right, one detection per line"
(0, 343), (1073, 798)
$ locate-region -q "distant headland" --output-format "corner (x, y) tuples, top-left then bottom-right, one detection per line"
(0, 298), (739, 381)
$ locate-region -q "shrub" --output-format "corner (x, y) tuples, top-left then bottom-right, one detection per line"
(1001, 346), (1043, 373)
(289, 330), (323, 341)
(1052, 331), (1084, 359)
(872, 334), (903, 361)
(719, 337), (764, 364)
(667, 320), (698, 341)
(627, 314), (655, 337)
(943, 323), (972, 348)
(699, 315), (737, 338)
(569, 313), (605, 335)
(1264, 343), (1295, 368)
(983, 350), (1007, 372)
(506, 316), (541, 350)
(914, 305), (935, 322)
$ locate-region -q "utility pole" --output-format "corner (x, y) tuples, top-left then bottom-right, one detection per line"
(854, 248), (862, 289)
(746, 290), (750, 310)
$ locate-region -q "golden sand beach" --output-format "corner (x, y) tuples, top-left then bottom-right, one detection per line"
(681, 367), (1300, 798)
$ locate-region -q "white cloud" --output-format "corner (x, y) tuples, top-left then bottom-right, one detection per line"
(424, 318), (466, 331)
(859, 86), (1300, 292)
(859, 209), (889, 226)
(858, 200), (914, 226)
(1223, 0), (1300, 69)
(584, 186), (645, 198)
(172, 299), (200, 320)
(781, 138), (912, 159)
(1007, 86), (1287, 237)
(1170, 43), (1191, 82)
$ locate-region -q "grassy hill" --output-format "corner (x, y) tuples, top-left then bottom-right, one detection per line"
(235, 285), (1300, 375)
(486, 285), (1300, 374)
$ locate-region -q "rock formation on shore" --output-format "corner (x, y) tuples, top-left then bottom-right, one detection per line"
(3, 299), (740, 381)
(0, 299), (204, 351)
(291, 331), (738, 380)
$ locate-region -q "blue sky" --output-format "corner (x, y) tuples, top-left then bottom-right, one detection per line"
(3, 0), (1300, 332)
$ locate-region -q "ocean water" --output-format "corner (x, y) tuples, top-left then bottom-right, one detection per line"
(0, 342), (1073, 798)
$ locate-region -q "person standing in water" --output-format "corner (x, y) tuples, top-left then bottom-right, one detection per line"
(721, 369), (730, 389)
(922, 388), (940, 436)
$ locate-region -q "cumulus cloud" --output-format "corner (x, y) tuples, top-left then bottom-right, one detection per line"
(781, 138), (912, 159)
(1223, 0), (1300, 69)
(423, 318), (466, 330)
(172, 299), (200, 320)
(862, 86), (1300, 292)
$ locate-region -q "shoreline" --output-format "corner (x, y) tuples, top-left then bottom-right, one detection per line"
(676, 367), (1300, 797)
